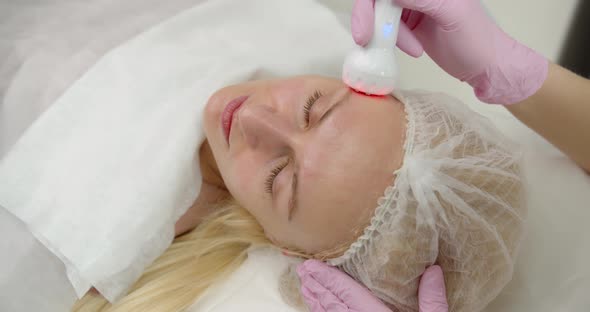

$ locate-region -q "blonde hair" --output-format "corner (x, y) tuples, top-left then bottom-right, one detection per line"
(73, 200), (269, 312)
(73, 198), (347, 312)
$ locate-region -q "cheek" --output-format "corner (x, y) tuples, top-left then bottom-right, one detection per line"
(224, 158), (263, 204)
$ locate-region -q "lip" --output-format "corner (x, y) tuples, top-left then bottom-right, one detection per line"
(221, 95), (249, 144)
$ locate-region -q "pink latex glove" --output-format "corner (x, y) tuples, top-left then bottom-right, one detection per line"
(297, 260), (448, 312)
(351, 0), (549, 105)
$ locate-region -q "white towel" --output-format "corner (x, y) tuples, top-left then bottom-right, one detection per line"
(0, 0), (352, 306)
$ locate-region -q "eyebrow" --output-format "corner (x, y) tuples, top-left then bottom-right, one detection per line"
(288, 94), (349, 221)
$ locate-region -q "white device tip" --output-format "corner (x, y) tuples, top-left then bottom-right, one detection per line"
(342, 0), (403, 96)
(342, 47), (398, 96)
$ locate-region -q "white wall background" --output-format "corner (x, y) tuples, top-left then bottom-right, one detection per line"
(401, 0), (579, 105)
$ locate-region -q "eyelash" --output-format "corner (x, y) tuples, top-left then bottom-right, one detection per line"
(265, 159), (289, 194)
(303, 90), (323, 125)
(264, 90), (322, 195)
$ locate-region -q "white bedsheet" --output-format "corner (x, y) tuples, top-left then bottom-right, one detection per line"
(1, 0), (588, 311)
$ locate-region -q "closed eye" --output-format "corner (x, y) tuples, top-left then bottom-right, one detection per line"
(303, 90), (323, 125)
(265, 159), (289, 195)
(265, 90), (323, 197)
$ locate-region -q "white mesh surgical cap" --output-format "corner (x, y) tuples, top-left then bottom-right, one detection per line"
(326, 90), (527, 312)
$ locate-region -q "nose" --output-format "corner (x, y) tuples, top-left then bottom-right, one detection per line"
(237, 102), (295, 151)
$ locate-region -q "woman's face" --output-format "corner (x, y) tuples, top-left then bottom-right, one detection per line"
(203, 76), (405, 254)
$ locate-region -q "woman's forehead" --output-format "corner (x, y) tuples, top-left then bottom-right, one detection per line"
(298, 137), (396, 208)
(297, 106), (403, 216)
(298, 94), (404, 184)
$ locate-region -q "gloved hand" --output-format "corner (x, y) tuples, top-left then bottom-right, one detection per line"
(351, 0), (549, 105)
(296, 260), (448, 312)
